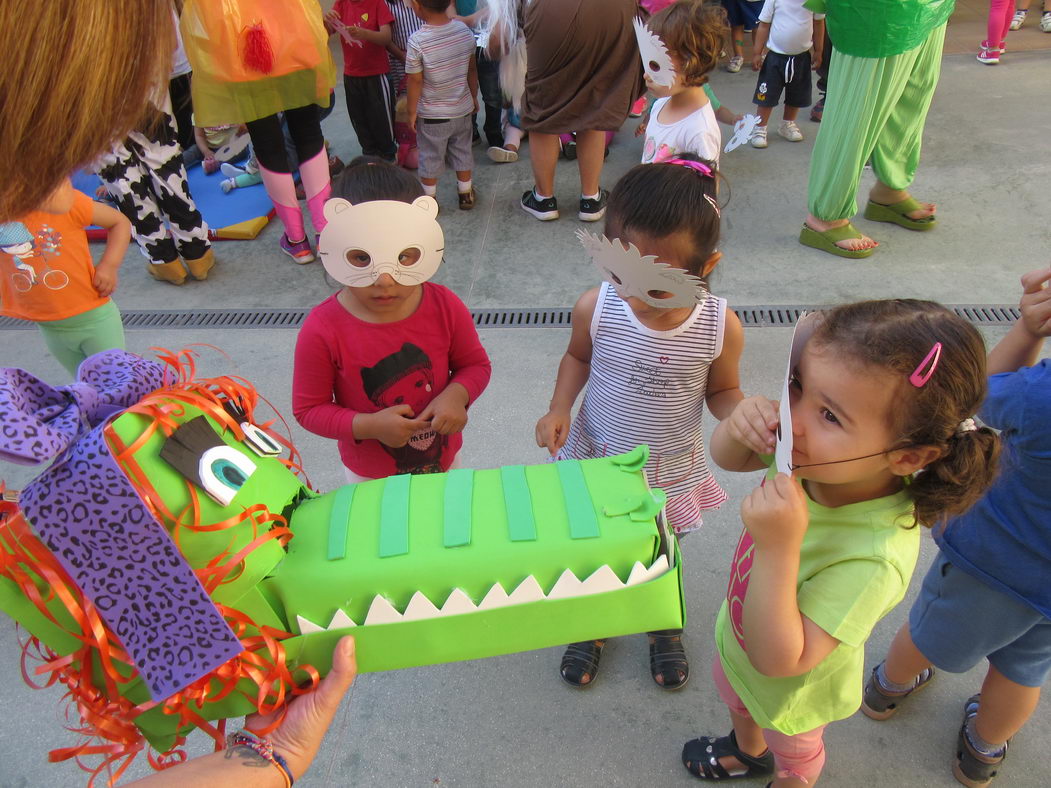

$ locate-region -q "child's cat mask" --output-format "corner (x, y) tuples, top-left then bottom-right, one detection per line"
(634, 17), (677, 87)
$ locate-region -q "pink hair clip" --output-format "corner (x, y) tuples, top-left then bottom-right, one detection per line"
(665, 158), (714, 178)
(909, 342), (942, 387)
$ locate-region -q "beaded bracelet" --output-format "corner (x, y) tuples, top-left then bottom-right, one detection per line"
(226, 728), (295, 787)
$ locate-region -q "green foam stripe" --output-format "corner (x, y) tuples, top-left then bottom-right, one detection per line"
(326, 484), (356, 561)
(500, 465), (536, 542)
(442, 468), (475, 547)
(379, 475), (411, 557)
(556, 461), (600, 539)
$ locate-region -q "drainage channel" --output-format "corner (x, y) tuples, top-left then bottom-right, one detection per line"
(0, 305), (1022, 331)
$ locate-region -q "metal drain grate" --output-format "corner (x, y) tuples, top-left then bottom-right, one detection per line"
(0, 304), (1023, 331)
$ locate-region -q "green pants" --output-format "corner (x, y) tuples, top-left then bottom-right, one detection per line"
(36, 300), (126, 377)
(807, 24), (946, 221)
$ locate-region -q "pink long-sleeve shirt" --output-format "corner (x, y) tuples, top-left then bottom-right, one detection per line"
(293, 283), (491, 477)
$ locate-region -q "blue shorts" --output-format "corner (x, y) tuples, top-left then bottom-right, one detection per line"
(721, 0), (764, 31)
(909, 552), (1051, 687)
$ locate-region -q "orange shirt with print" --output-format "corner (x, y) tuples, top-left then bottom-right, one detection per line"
(0, 190), (108, 322)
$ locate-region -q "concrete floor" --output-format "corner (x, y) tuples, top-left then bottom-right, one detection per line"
(1, 46), (1049, 787)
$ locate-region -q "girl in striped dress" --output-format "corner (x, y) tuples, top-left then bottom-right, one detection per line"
(536, 156), (744, 691)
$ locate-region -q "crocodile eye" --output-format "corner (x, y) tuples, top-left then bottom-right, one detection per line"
(198, 446), (257, 506)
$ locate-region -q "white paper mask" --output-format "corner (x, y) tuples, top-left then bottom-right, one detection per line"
(577, 229), (705, 309)
(633, 17), (677, 87)
(724, 114), (761, 153)
(319, 196), (444, 287)
(774, 312), (820, 474)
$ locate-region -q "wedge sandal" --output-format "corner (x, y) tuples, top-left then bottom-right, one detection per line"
(799, 222), (876, 259)
(682, 730), (775, 780)
(863, 197), (937, 231)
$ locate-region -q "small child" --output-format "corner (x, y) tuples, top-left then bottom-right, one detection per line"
(862, 267), (1051, 788)
(0, 179), (130, 377)
(1009, 0), (1051, 32)
(293, 157), (491, 480)
(721, 0), (765, 72)
(683, 300), (999, 785)
(536, 156), (745, 690)
(326, 0), (398, 161)
(192, 121), (248, 174)
(404, 0), (479, 209)
(637, 1), (727, 165)
(748, 0), (825, 148)
(385, 0), (425, 97)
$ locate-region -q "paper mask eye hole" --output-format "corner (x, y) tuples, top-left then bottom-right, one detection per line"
(647, 289), (674, 300)
(345, 250), (371, 268)
(649, 60), (661, 73)
(398, 247), (422, 266)
(199, 445), (257, 506)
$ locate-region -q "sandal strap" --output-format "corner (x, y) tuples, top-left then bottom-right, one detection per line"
(561, 640), (603, 674)
(802, 221), (864, 243)
(682, 731), (775, 780)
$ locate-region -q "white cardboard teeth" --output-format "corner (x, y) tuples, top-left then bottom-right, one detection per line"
(547, 569), (582, 599)
(441, 588), (476, 616)
(302, 555), (671, 632)
(478, 583), (511, 610)
(327, 609), (356, 629)
(364, 595), (401, 625)
(508, 575), (545, 604)
(403, 591), (440, 621)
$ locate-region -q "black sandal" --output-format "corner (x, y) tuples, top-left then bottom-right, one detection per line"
(682, 730), (775, 780)
(560, 640), (605, 687)
(649, 630), (690, 690)
(953, 694), (1009, 787)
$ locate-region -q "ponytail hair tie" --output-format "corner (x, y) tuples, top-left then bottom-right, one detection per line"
(955, 418), (977, 435)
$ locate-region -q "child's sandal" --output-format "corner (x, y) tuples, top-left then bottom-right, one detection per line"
(861, 661), (935, 720)
(954, 694), (1009, 788)
(681, 730), (775, 780)
(648, 631), (690, 690)
(559, 639), (604, 687)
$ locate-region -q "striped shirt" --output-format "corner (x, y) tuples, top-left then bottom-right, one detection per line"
(386, 0), (422, 94)
(558, 282), (728, 534)
(405, 20), (475, 119)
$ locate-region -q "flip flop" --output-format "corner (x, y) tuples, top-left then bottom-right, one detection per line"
(863, 197), (937, 231)
(799, 222), (876, 259)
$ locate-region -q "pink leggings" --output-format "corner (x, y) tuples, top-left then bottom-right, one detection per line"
(712, 659), (827, 784)
(986, 0), (1015, 46)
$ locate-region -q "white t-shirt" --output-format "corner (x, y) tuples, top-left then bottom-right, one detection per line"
(641, 97), (721, 166)
(758, 0), (824, 56)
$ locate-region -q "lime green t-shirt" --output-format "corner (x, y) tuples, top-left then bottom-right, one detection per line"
(715, 464), (920, 735)
(804, 0), (954, 58)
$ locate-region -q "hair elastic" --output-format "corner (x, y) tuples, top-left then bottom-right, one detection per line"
(956, 418), (977, 435)
(909, 342), (942, 387)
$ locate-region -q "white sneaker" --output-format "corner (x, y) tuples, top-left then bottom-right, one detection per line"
(1041, 11), (1051, 31)
(1009, 9), (1026, 29)
(726, 55), (744, 73)
(750, 125), (768, 148)
(778, 120), (804, 142)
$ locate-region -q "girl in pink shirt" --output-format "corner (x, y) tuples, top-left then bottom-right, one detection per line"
(292, 157), (490, 480)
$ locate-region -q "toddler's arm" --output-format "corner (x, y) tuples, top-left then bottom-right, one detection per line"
(705, 309), (745, 420)
(987, 266), (1051, 374)
(739, 473), (840, 677)
(90, 200), (130, 297)
(467, 50), (479, 115)
(535, 289), (597, 455)
(193, 126), (216, 160)
(812, 18), (825, 69)
(419, 297), (492, 436)
(751, 21), (770, 71)
(710, 394), (778, 472)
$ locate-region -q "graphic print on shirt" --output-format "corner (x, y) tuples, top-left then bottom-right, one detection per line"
(361, 342), (446, 474)
(0, 221), (69, 294)
(725, 527), (755, 650)
(642, 139), (676, 165)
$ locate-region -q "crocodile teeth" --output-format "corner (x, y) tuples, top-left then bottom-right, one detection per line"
(327, 609), (356, 629)
(478, 583), (511, 610)
(547, 569), (583, 599)
(626, 554), (669, 586)
(297, 614), (324, 634)
(507, 575), (545, 604)
(364, 595), (401, 625)
(441, 588), (476, 616)
(403, 591), (440, 621)
(580, 564), (622, 595)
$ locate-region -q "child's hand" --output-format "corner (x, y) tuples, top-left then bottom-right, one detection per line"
(812, 51), (823, 70)
(752, 52), (764, 71)
(92, 263), (119, 297)
(419, 390), (468, 436)
(407, 111), (417, 132)
(535, 409), (571, 456)
(741, 473), (809, 550)
(725, 396), (779, 456)
(1019, 266), (1051, 339)
(359, 405), (431, 448)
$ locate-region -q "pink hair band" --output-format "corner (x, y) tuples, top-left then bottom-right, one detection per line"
(665, 158), (714, 177)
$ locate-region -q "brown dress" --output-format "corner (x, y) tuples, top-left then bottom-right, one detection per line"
(521, 0), (644, 134)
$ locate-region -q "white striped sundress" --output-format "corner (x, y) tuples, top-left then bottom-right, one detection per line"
(558, 282), (728, 534)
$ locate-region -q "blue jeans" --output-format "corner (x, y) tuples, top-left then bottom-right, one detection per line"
(475, 48), (503, 146)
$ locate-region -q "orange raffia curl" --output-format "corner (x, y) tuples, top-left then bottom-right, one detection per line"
(0, 348), (321, 784)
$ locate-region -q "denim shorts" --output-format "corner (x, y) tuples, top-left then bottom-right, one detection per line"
(910, 552), (1051, 687)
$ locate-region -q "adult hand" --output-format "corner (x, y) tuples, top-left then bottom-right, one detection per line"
(741, 473), (809, 551)
(535, 409), (571, 456)
(724, 395), (779, 456)
(1019, 266), (1051, 338)
(244, 636), (357, 783)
